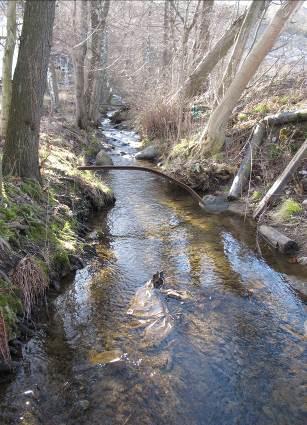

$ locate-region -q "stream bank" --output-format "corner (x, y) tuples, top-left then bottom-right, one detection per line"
(0, 114), (306, 425)
(0, 115), (114, 371)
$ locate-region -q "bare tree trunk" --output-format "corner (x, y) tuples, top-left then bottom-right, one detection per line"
(181, 13), (245, 99)
(2, 0), (55, 182)
(162, 0), (170, 69)
(47, 57), (60, 113)
(1, 0), (16, 139)
(71, 0), (88, 129)
(193, 0), (214, 65)
(217, 0), (265, 100)
(200, 0), (303, 155)
(87, 0), (110, 124)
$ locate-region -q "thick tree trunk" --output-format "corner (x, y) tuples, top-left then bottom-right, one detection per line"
(200, 0), (303, 155)
(72, 0), (89, 129)
(1, 0), (16, 138)
(217, 0), (265, 100)
(2, 0), (55, 182)
(182, 13), (245, 99)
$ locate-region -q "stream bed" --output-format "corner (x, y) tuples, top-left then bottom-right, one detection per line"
(0, 117), (306, 425)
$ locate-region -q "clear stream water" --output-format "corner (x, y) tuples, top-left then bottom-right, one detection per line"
(0, 118), (306, 425)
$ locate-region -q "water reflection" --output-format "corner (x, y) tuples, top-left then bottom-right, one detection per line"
(0, 120), (306, 425)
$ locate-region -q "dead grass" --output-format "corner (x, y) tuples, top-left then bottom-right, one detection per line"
(0, 310), (11, 364)
(12, 256), (48, 318)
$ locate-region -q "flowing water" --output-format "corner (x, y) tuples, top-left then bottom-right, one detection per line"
(0, 117), (306, 425)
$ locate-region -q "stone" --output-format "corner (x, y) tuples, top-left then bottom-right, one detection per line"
(201, 195), (229, 213)
(302, 199), (307, 209)
(95, 150), (113, 166)
(135, 145), (160, 161)
(297, 257), (307, 266)
(77, 400), (90, 411)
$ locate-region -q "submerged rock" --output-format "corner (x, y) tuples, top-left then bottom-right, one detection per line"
(135, 145), (160, 161)
(88, 349), (123, 365)
(201, 195), (229, 213)
(95, 150), (113, 166)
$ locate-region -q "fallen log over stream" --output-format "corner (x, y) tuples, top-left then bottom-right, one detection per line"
(258, 224), (298, 255)
(228, 109), (307, 200)
(77, 165), (205, 206)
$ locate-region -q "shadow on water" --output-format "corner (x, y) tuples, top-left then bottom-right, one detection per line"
(0, 117), (306, 425)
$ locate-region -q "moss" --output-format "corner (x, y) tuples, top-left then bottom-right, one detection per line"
(0, 279), (22, 338)
(273, 198), (303, 222)
(169, 139), (196, 159)
(253, 103), (270, 114)
(85, 134), (102, 158)
(238, 113), (248, 122)
(251, 190), (262, 202)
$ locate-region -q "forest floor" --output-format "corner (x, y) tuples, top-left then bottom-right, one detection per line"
(0, 112), (114, 369)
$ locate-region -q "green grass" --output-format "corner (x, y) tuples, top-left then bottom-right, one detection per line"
(273, 198), (303, 222)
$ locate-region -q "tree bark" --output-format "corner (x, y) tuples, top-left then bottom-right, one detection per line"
(1, 0), (16, 139)
(200, 0), (303, 155)
(87, 0), (110, 124)
(193, 0), (214, 65)
(217, 0), (265, 100)
(47, 57), (60, 113)
(2, 0), (56, 182)
(182, 13), (245, 99)
(71, 0), (89, 129)
(258, 225), (298, 255)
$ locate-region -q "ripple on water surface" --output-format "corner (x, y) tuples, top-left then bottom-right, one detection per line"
(0, 123), (306, 425)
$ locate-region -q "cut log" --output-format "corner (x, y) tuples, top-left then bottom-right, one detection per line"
(253, 139), (307, 218)
(228, 123), (265, 200)
(258, 224), (298, 255)
(228, 109), (307, 201)
(264, 109), (307, 126)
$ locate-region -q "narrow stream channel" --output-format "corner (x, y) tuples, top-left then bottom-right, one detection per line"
(0, 117), (306, 425)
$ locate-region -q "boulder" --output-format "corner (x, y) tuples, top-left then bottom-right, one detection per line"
(201, 195), (229, 213)
(95, 150), (113, 166)
(110, 109), (129, 124)
(135, 145), (160, 161)
(302, 199), (307, 209)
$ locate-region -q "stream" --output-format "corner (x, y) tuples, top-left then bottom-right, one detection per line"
(0, 116), (306, 425)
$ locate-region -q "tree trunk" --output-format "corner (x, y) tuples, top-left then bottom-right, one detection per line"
(1, 0), (16, 139)
(193, 0), (214, 65)
(200, 0), (303, 155)
(47, 57), (60, 113)
(71, 0), (89, 129)
(217, 0), (265, 100)
(87, 0), (110, 124)
(2, 0), (56, 182)
(162, 0), (170, 69)
(182, 13), (245, 99)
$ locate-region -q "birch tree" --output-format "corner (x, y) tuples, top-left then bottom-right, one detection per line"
(200, 0), (303, 156)
(2, 0), (56, 181)
(1, 0), (17, 138)
(217, 0), (266, 100)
